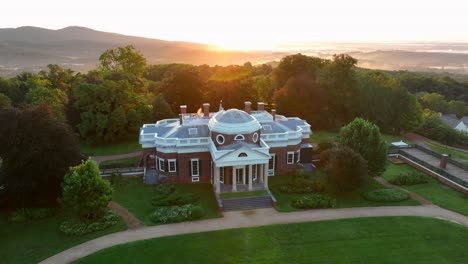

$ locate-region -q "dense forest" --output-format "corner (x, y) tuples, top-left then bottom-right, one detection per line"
(1, 45), (468, 145)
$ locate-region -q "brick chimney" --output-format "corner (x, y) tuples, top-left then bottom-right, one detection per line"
(179, 105), (187, 124)
(440, 154), (449, 169)
(203, 103), (210, 118)
(271, 109), (277, 121)
(244, 101), (252, 114)
(257, 102), (265, 111)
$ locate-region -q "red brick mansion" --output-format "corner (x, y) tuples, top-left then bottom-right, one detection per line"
(139, 102), (312, 194)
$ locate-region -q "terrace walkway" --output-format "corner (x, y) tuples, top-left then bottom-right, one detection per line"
(401, 147), (468, 183)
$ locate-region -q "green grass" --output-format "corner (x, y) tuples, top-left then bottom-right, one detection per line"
(220, 190), (268, 199)
(112, 178), (222, 225)
(269, 171), (419, 212)
(99, 156), (140, 169)
(74, 216), (468, 264)
(382, 163), (468, 216)
(309, 130), (413, 146)
(426, 141), (468, 166)
(0, 211), (127, 264)
(80, 137), (140, 156)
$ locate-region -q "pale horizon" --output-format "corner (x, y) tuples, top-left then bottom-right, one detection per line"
(2, 0), (468, 50)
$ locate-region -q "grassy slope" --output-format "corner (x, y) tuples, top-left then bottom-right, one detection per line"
(0, 212), (127, 264)
(74, 217), (468, 264)
(426, 141), (468, 166)
(382, 163), (468, 216)
(80, 138), (140, 156)
(112, 178), (221, 225)
(269, 171), (419, 212)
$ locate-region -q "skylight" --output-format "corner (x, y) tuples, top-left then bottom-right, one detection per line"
(188, 128), (198, 135)
(263, 124), (272, 131)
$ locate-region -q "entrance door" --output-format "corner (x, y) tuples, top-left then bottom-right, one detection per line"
(236, 167), (245, 184)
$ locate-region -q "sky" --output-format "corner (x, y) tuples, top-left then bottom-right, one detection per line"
(1, 0), (468, 50)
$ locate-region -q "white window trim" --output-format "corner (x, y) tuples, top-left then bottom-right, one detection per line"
(216, 134), (225, 145)
(252, 132), (259, 143)
(268, 154), (276, 170)
(287, 152), (295, 165)
(234, 134), (245, 140)
(191, 158), (200, 177)
(219, 167), (224, 183)
(192, 176), (200, 182)
(297, 150), (301, 163)
(168, 159), (177, 172)
(188, 127), (198, 135)
(158, 158), (165, 172)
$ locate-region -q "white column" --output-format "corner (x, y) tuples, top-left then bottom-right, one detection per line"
(248, 165), (253, 191)
(263, 164), (268, 189)
(215, 166), (220, 194)
(232, 167), (237, 192)
(259, 164), (264, 183)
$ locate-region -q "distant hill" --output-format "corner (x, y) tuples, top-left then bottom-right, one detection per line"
(0, 26), (283, 75)
(1, 26), (468, 77)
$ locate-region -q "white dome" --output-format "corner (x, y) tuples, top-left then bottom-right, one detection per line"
(208, 109), (262, 134)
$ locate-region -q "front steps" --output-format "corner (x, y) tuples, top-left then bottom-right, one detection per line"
(222, 195), (273, 212)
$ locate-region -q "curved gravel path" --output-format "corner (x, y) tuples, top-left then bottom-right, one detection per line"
(90, 151), (142, 165)
(40, 204), (468, 264)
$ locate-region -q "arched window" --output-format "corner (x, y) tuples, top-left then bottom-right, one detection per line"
(234, 134), (245, 140)
(216, 134), (225, 145)
(238, 152), (248, 157)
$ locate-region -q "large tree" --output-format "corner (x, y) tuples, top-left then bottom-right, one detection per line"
(0, 105), (82, 208)
(152, 94), (175, 121)
(0, 93), (12, 110)
(99, 45), (147, 78)
(339, 118), (388, 176)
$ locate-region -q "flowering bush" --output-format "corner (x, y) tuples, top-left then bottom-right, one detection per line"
(59, 210), (120, 236)
(150, 204), (204, 224)
(291, 194), (336, 209)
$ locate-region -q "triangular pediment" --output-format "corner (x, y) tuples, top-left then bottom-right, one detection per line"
(214, 146), (270, 167)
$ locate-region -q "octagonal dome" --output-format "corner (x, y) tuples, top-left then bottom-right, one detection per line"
(208, 109), (262, 134)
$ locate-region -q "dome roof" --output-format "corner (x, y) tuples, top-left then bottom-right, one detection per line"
(208, 109), (262, 134)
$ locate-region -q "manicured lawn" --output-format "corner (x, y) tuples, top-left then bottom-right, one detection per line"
(0, 211), (127, 264)
(74, 217), (468, 264)
(382, 163), (468, 216)
(99, 156), (140, 169)
(309, 130), (413, 146)
(269, 171), (419, 212)
(220, 190), (268, 199)
(112, 178), (222, 225)
(80, 137), (140, 156)
(426, 141), (468, 166)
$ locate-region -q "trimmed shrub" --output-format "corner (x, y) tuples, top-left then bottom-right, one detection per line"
(59, 210), (120, 236)
(363, 189), (409, 202)
(8, 207), (56, 223)
(151, 184), (198, 207)
(389, 172), (428, 186)
(279, 179), (326, 194)
(291, 194), (337, 209)
(150, 204), (205, 224)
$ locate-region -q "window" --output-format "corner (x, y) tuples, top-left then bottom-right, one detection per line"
(287, 152), (295, 164)
(297, 150), (301, 163)
(238, 152), (248, 157)
(158, 158), (165, 172)
(216, 134), (225, 145)
(252, 164), (257, 181)
(191, 159), (199, 177)
(263, 124), (272, 131)
(252, 132), (259, 143)
(168, 159), (177, 172)
(268, 154), (276, 170)
(192, 176), (200, 182)
(234, 134), (245, 140)
(188, 128), (198, 135)
(219, 167), (224, 183)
